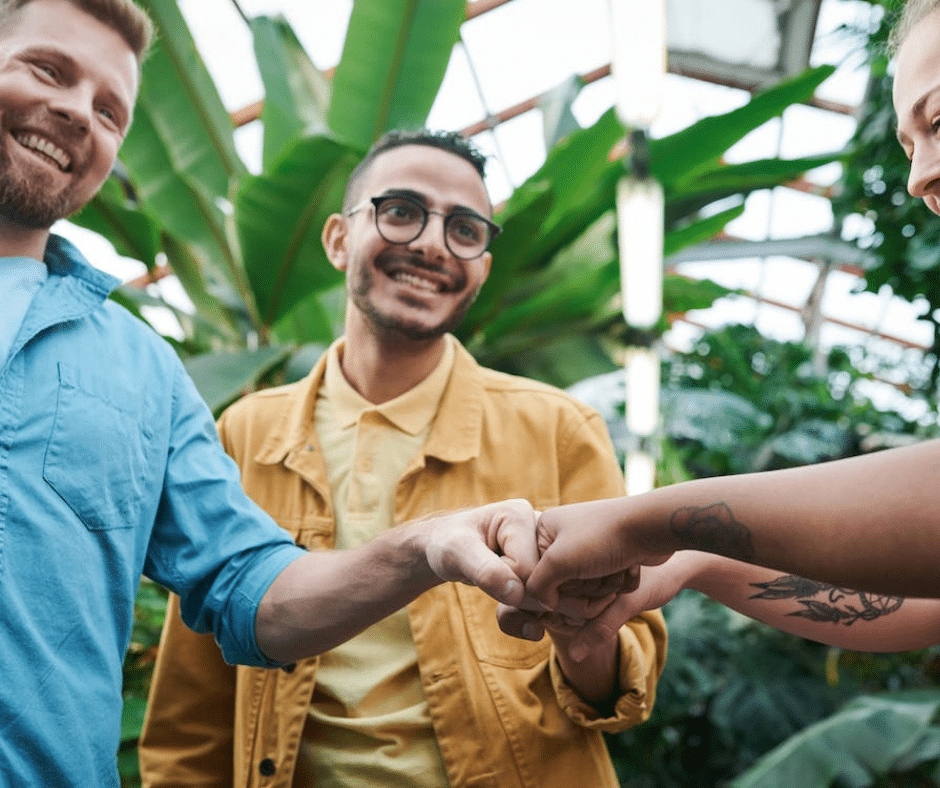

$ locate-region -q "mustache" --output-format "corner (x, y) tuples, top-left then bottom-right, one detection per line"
(376, 252), (466, 290)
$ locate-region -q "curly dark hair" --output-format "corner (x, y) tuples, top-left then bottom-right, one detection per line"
(343, 129), (489, 211)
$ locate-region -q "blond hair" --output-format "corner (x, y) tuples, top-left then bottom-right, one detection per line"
(0, 0), (153, 63)
(889, 0), (940, 56)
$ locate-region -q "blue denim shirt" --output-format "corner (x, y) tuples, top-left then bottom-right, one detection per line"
(0, 235), (305, 786)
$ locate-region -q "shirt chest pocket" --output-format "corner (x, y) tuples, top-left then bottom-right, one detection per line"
(43, 364), (151, 531)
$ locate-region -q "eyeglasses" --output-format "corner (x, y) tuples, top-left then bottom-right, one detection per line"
(346, 194), (501, 260)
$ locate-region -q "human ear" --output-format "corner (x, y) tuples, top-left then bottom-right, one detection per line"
(322, 214), (349, 272)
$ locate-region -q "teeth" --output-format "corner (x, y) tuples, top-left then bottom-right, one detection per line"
(394, 272), (440, 292)
(14, 133), (71, 171)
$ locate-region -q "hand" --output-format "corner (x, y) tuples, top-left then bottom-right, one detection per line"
(526, 499), (673, 611)
(423, 499), (539, 607)
(496, 568), (643, 640)
(557, 555), (692, 661)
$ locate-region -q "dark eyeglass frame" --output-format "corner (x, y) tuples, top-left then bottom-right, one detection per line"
(346, 194), (502, 260)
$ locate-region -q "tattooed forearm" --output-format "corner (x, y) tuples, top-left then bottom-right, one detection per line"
(670, 502), (755, 562)
(749, 575), (904, 625)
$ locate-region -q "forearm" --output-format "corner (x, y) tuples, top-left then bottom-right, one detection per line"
(627, 440), (940, 597)
(684, 552), (940, 652)
(255, 521), (439, 663)
(255, 501), (536, 663)
(551, 630), (619, 712)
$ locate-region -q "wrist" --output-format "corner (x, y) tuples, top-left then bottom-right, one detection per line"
(387, 518), (445, 592)
(618, 494), (679, 559)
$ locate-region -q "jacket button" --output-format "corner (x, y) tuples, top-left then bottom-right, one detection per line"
(259, 758), (276, 776)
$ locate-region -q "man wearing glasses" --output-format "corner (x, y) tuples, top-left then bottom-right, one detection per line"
(140, 129), (666, 788)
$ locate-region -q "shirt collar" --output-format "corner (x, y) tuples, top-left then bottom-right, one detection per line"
(43, 233), (120, 297)
(323, 335), (457, 436)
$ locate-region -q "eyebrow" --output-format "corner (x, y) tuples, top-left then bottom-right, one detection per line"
(897, 87), (940, 146)
(377, 189), (488, 218)
(19, 45), (132, 127)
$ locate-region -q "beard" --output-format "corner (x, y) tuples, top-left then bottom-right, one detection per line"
(0, 112), (87, 229)
(350, 253), (480, 342)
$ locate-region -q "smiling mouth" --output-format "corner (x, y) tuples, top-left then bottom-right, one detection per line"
(393, 271), (443, 292)
(13, 133), (72, 172)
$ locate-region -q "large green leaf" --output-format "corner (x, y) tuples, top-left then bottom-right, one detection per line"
(327, 0), (466, 149)
(731, 692), (940, 788)
(474, 212), (619, 342)
(662, 274), (739, 314)
(236, 135), (360, 327)
(251, 15), (332, 169)
(664, 202), (746, 257)
(71, 178), (161, 267)
(271, 288), (344, 346)
(126, 0), (248, 298)
(184, 346), (292, 414)
(160, 232), (242, 342)
(465, 184), (554, 328)
(650, 64), (836, 186)
(496, 107), (624, 269)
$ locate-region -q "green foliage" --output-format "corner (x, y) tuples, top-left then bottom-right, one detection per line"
(730, 692), (940, 788)
(608, 592), (860, 787)
(572, 321), (940, 786)
(71, 0), (842, 410)
(832, 0), (940, 394)
(662, 323), (928, 476)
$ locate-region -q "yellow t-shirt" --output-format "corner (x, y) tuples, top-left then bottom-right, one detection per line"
(292, 337), (455, 788)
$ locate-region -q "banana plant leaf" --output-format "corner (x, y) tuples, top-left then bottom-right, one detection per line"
(271, 287), (345, 347)
(731, 691), (940, 788)
(71, 178), (161, 267)
(479, 66), (838, 329)
(664, 153), (840, 226)
(469, 212), (619, 344)
(464, 184), (554, 328)
(251, 15), (332, 169)
(664, 202), (746, 257)
(328, 0), (466, 149)
(650, 64), (836, 186)
(184, 345), (292, 414)
(236, 134), (360, 328)
(495, 107), (625, 269)
(124, 0), (248, 301)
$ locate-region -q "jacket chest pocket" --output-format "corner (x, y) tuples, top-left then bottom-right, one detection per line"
(456, 584), (551, 669)
(43, 364), (150, 531)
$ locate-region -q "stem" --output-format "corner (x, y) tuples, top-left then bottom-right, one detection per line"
(229, 0), (251, 25)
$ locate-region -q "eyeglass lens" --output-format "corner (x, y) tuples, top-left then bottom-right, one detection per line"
(374, 197), (491, 259)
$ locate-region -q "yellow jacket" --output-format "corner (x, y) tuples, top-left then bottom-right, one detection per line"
(139, 340), (667, 788)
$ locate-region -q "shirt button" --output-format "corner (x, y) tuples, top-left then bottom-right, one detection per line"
(259, 758), (276, 776)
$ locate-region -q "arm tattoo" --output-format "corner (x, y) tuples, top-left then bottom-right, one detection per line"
(749, 575), (904, 625)
(670, 502), (755, 562)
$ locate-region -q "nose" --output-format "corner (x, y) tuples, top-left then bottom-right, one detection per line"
(48, 84), (93, 134)
(407, 211), (449, 260)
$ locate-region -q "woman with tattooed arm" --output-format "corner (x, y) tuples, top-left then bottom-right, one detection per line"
(508, 442), (940, 661)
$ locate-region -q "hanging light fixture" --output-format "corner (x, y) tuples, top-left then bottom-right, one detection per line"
(609, 0), (666, 495)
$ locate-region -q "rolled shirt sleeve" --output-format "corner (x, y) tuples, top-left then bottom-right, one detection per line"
(144, 362), (305, 667)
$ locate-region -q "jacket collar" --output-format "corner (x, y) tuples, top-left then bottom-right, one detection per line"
(254, 337), (485, 468)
